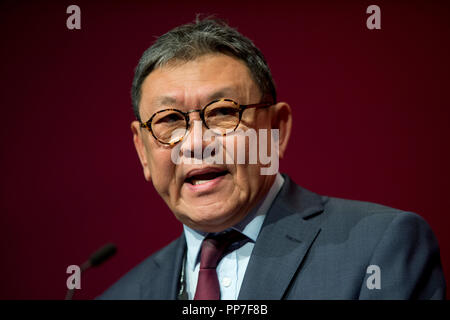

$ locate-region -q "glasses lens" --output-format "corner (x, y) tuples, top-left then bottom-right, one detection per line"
(204, 100), (240, 135)
(151, 110), (187, 144)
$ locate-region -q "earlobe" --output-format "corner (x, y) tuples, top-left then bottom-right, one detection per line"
(131, 121), (152, 181)
(272, 102), (292, 159)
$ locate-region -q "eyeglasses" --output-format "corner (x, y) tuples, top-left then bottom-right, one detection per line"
(139, 98), (272, 145)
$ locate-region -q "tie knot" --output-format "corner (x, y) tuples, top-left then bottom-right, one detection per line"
(199, 230), (246, 269)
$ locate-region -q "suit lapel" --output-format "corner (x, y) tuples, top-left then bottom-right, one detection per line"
(137, 176), (324, 300)
(238, 176), (325, 299)
(140, 235), (186, 299)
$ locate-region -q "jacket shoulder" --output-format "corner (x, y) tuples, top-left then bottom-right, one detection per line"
(98, 236), (183, 300)
(309, 196), (445, 299)
(322, 196), (424, 231)
(318, 196), (437, 249)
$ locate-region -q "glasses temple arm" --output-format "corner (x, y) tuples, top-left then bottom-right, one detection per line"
(241, 102), (273, 110)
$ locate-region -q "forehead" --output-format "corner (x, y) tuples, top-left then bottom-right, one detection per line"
(139, 53), (260, 113)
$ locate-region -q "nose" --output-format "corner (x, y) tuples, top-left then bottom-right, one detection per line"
(186, 109), (202, 121)
(179, 114), (212, 161)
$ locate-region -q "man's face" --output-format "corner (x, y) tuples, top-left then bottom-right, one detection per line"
(131, 53), (279, 233)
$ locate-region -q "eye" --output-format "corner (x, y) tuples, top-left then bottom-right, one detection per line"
(154, 112), (184, 125)
(207, 106), (239, 117)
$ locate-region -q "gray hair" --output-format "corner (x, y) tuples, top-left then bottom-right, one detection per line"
(131, 17), (277, 121)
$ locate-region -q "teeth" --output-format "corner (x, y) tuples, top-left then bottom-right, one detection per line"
(192, 180), (209, 185)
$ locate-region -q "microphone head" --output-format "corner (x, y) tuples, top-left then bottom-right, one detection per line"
(89, 243), (117, 267)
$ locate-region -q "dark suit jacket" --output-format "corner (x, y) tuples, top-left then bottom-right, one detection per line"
(99, 175), (446, 299)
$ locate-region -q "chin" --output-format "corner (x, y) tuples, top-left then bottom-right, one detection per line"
(181, 204), (242, 232)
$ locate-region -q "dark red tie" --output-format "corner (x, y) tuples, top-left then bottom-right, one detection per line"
(194, 230), (245, 300)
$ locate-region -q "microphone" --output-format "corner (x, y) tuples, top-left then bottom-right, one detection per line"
(65, 243), (117, 300)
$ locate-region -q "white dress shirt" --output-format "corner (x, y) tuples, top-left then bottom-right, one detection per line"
(183, 173), (284, 300)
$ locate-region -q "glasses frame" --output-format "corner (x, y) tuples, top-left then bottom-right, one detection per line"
(139, 98), (273, 145)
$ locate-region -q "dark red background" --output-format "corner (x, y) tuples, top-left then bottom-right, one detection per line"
(1, 0), (449, 299)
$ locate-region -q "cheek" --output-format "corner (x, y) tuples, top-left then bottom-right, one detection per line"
(230, 131), (271, 194)
(233, 158), (265, 195)
(235, 164), (263, 188)
(147, 148), (176, 195)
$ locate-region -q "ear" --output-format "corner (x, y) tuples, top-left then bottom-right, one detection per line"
(271, 102), (292, 159)
(131, 121), (152, 181)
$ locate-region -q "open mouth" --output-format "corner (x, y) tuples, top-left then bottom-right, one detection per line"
(185, 170), (229, 186)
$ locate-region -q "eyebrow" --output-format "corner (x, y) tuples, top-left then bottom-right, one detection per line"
(207, 87), (236, 102)
(155, 96), (177, 107)
(153, 87), (238, 109)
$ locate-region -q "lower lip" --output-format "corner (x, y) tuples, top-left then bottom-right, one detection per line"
(184, 173), (228, 193)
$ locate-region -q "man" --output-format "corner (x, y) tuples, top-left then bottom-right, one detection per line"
(100, 18), (446, 299)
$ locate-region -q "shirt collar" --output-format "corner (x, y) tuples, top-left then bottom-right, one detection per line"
(183, 173), (285, 271)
